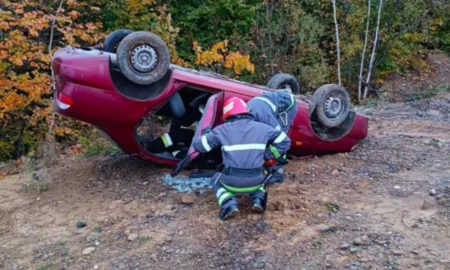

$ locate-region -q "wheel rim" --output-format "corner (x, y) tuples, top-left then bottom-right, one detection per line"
(324, 96), (343, 118)
(130, 44), (158, 73)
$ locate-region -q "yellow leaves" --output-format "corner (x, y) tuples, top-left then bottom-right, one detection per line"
(194, 40), (229, 66)
(126, 0), (154, 15)
(402, 32), (425, 43)
(2, 92), (25, 112)
(224, 52), (255, 75)
(193, 40), (255, 76)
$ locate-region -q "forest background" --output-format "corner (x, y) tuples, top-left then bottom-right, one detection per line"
(0, 0), (448, 161)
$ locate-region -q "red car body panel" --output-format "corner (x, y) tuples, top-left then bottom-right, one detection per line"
(52, 47), (368, 165)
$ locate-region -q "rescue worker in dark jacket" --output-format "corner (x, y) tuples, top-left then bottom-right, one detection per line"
(192, 97), (291, 220)
(247, 90), (298, 184)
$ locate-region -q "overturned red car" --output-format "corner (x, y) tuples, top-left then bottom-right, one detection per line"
(51, 30), (367, 169)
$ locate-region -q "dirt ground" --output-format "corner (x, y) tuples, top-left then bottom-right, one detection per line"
(1, 58), (449, 270)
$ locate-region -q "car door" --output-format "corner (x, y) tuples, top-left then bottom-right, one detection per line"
(186, 93), (222, 158)
(170, 93), (223, 176)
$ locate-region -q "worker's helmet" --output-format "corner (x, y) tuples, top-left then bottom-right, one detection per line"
(223, 97), (249, 120)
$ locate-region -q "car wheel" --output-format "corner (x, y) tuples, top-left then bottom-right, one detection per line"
(103, 29), (132, 53)
(267, 73), (300, 94)
(309, 84), (350, 128)
(117, 31), (170, 85)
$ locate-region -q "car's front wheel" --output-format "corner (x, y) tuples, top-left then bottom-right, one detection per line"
(267, 73), (300, 94)
(116, 31), (170, 85)
(103, 29), (132, 53)
(309, 84), (350, 128)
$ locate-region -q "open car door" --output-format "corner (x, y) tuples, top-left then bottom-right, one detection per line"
(171, 93), (222, 176)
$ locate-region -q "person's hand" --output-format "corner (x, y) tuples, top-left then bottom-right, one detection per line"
(264, 159), (276, 166)
(276, 156), (288, 165)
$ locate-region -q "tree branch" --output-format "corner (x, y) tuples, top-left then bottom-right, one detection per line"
(331, 0), (341, 86)
(363, 0), (383, 99)
(48, 0), (65, 133)
(48, 0), (64, 57)
(358, 0), (371, 103)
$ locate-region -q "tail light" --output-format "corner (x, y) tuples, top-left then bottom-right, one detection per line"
(56, 92), (73, 110)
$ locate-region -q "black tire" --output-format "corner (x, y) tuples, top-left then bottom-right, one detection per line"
(267, 73), (300, 94)
(117, 31), (170, 85)
(309, 84), (350, 128)
(103, 29), (132, 53)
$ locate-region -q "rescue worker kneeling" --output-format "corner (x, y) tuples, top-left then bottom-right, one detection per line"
(192, 97), (290, 220)
(247, 90), (298, 184)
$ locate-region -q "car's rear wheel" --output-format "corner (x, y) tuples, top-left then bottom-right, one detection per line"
(309, 84), (350, 128)
(103, 29), (132, 53)
(116, 31), (170, 85)
(267, 73), (300, 94)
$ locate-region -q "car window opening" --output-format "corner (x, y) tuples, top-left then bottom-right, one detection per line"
(135, 87), (213, 161)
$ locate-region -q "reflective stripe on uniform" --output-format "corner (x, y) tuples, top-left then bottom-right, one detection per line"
(287, 94), (295, 111)
(283, 94), (295, 112)
(274, 132), (287, 144)
(160, 133), (173, 148)
(221, 182), (263, 193)
(216, 187), (227, 198)
(171, 150), (181, 157)
(218, 191), (234, 206)
(254, 97), (276, 112)
(201, 135), (212, 152)
(269, 144), (281, 158)
(222, 143), (266, 152)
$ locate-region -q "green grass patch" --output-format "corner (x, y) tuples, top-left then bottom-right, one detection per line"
(138, 236), (150, 244)
(78, 136), (121, 157)
(324, 202), (340, 212)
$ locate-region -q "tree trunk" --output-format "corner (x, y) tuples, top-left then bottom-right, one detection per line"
(331, 0), (341, 86)
(363, 0), (383, 99)
(358, 0), (371, 102)
(265, 2), (275, 75)
(48, 0), (65, 133)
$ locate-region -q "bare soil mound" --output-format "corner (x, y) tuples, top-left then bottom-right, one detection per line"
(1, 58), (449, 269)
(380, 51), (450, 102)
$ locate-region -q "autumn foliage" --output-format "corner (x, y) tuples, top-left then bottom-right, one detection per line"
(193, 40), (255, 76)
(0, 0), (104, 160)
(0, 0), (448, 160)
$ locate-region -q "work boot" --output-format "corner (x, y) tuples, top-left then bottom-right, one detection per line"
(251, 198), (264, 213)
(219, 204), (239, 220)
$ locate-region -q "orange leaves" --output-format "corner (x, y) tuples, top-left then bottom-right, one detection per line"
(193, 40), (255, 77)
(0, 0), (104, 131)
(0, 22), (9, 30)
(68, 10), (81, 20)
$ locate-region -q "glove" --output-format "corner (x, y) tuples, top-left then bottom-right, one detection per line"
(264, 159), (276, 166)
(276, 156), (288, 165)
